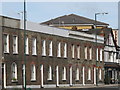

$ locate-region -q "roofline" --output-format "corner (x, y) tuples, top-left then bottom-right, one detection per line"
(41, 14), (109, 26)
(0, 15), (20, 21)
(2, 25), (104, 44)
(47, 24), (108, 27)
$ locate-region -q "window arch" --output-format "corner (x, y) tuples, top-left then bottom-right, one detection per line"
(11, 62), (17, 80)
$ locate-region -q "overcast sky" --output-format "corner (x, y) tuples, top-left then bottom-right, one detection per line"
(1, 2), (119, 29)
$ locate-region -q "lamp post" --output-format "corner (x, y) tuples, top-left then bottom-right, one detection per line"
(18, 11), (23, 20)
(94, 12), (108, 86)
(23, 0), (26, 89)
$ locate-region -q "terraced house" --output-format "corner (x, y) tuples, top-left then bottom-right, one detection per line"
(0, 16), (104, 89)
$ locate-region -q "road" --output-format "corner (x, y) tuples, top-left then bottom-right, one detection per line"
(6, 86), (120, 90)
(31, 87), (119, 90)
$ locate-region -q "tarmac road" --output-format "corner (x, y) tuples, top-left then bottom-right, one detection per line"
(6, 86), (120, 90)
(28, 87), (119, 90)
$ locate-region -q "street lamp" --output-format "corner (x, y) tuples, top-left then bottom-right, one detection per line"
(94, 12), (108, 86)
(23, 0), (27, 89)
(95, 12), (108, 28)
(18, 11), (24, 20)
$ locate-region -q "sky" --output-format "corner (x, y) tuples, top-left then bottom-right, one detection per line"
(1, 1), (119, 29)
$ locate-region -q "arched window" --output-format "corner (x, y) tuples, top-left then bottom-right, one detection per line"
(49, 41), (53, 56)
(42, 40), (46, 56)
(32, 38), (37, 55)
(76, 68), (79, 80)
(71, 44), (75, 58)
(47, 65), (52, 80)
(77, 45), (80, 59)
(96, 48), (99, 61)
(57, 42), (61, 57)
(89, 47), (92, 60)
(88, 68), (91, 80)
(99, 69), (102, 80)
(64, 43), (67, 58)
(85, 46), (87, 59)
(31, 64), (36, 81)
(100, 49), (103, 61)
(11, 62), (17, 80)
(62, 67), (66, 80)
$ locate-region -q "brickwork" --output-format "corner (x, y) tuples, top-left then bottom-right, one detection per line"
(2, 26), (104, 88)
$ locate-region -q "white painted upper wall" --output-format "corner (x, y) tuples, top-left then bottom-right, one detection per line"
(20, 20), (104, 44)
(104, 33), (119, 63)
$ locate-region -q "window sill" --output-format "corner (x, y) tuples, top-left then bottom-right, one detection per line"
(13, 52), (18, 55)
(42, 55), (46, 57)
(31, 79), (36, 82)
(57, 56), (61, 58)
(62, 79), (66, 81)
(49, 54), (53, 56)
(11, 80), (18, 83)
(47, 79), (52, 81)
(25, 54), (29, 56)
(48, 55), (53, 57)
(75, 79), (79, 82)
(85, 59), (87, 60)
(57, 56), (61, 57)
(4, 52), (9, 54)
(87, 79), (91, 81)
(42, 54), (46, 56)
(32, 54), (37, 56)
(63, 57), (67, 59)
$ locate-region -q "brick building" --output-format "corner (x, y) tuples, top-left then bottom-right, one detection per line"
(0, 16), (104, 89)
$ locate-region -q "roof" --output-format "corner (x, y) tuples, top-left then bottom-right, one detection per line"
(0, 15), (20, 21)
(41, 14), (109, 26)
(86, 28), (111, 37)
(18, 20), (104, 44)
(85, 28), (119, 51)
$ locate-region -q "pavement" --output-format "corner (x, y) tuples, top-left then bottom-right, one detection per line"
(68, 84), (120, 88)
(5, 84), (120, 90)
(31, 84), (120, 90)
